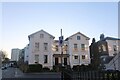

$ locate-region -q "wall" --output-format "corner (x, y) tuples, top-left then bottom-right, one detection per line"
(67, 33), (90, 68)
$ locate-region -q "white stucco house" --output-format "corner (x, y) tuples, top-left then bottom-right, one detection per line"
(27, 29), (90, 69)
(65, 32), (90, 68)
(28, 30), (55, 69)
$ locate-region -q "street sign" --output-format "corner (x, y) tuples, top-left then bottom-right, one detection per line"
(59, 36), (63, 46)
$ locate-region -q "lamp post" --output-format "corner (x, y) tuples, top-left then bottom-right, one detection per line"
(59, 29), (64, 80)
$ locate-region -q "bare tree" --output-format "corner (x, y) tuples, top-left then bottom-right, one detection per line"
(0, 50), (8, 61)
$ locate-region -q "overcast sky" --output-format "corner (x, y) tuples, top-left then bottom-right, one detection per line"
(0, 2), (118, 58)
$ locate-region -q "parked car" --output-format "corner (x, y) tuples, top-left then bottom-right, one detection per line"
(2, 66), (7, 70)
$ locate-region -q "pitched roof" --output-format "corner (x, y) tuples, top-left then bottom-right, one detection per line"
(28, 29), (55, 39)
(65, 32), (90, 41)
(103, 37), (120, 40)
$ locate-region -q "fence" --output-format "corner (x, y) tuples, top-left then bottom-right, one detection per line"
(63, 69), (120, 80)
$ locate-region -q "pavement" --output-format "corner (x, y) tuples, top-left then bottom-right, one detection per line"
(2, 67), (61, 80)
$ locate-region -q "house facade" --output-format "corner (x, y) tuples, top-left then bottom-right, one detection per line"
(27, 30), (90, 69)
(65, 32), (90, 68)
(52, 40), (70, 67)
(90, 34), (120, 70)
(28, 30), (55, 69)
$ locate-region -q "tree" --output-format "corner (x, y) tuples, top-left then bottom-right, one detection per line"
(92, 38), (96, 43)
(0, 50), (8, 61)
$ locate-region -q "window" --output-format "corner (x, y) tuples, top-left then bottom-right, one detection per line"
(44, 55), (48, 63)
(98, 46), (102, 52)
(81, 44), (85, 50)
(35, 55), (39, 63)
(82, 55), (85, 59)
(40, 34), (44, 38)
(102, 44), (106, 51)
(44, 43), (48, 51)
(74, 56), (78, 59)
(74, 44), (77, 49)
(77, 36), (80, 40)
(55, 45), (58, 51)
(35, 42), (39, 51)
(113, 45), (117, 51)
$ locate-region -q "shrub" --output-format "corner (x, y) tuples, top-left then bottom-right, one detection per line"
(72, 65), (80, 71)
(27, 64), (43, 72)
(42, 67), (50, 72)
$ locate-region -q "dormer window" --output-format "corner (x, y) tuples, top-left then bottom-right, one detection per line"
(77, 36), (80, 40)
(40, 34), (44, 38)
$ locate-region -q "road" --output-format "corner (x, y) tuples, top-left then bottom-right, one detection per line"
(2, 67), (61, 80)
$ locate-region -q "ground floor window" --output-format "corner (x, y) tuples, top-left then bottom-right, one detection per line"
(44, 55), (48, 63)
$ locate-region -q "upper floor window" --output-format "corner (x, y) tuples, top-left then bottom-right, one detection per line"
(44, 43), (48, 51)
(102, 44), (106, 51)
(74, 44), (78, 49)
(55, 45), (58, 51)
(82, 55), (85, 59)
(35, 42), (39, 51)
(81, 44), (85, 50)
(40, 34), (44, 38)
(98, 46), (102, 52)
(113, 45), (117, 51)
(77, 36), (80, 40)
(44, 55), (48, 63)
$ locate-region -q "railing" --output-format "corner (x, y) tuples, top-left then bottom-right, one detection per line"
(62, 69), (120, 80)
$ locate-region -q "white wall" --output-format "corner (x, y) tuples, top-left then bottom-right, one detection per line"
(11, 48), (20, 61)
(24, 45), (29, 62)
(106, 40), (120, 56)
(67, 33), (90, 68)
(28, 30), (54, 69)
(28, 31), (91, 69)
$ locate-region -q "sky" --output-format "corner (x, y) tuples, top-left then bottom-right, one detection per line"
(0, 2), (119, 59)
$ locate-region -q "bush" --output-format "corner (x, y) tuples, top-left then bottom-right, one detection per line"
(42, 67), (50, 72)
(27, 64), (43, 72)
(72, 65), (91, 71)
(72, 65), (80, 71)
(53, 65), (61, 72)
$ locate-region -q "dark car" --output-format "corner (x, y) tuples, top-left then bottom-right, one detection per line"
(2, 66), (7, 70)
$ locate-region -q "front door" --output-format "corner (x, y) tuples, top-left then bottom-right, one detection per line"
(64, 58), (67, 65)
(55, 57), (58, 65)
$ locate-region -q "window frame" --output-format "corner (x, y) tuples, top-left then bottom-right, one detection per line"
(81, 44), (85, 50)
(35, 42), (39, 51)
(44, 55), (48, 63)
(74, 56), (78, 59)
(74, 44), (78, 49)
(77, 36), (80, 40)
(35, 54), (39, 63)
(40, 34), (44, 38)
(82, 55), (85, 59)
(44, 43), (48, 51)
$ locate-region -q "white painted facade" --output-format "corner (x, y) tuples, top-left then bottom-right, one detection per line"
(52, 40), (70, 66)
(24, 44), (29, 62)
(28, 30), (54, 69)
(65, 32), (90, 68)
(106, 39), (120, 56)
(105, 38), (120, 71)
(28, 30), (90, 69)
(11, 48), (20, 61)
